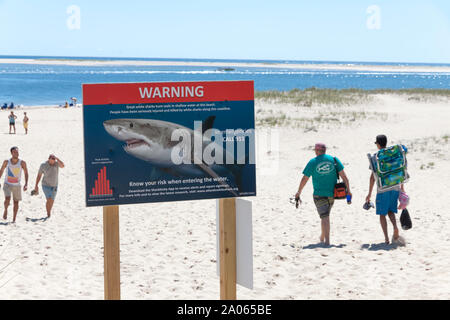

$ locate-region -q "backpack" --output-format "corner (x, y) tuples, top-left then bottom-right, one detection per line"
(368, 144), (409, 191)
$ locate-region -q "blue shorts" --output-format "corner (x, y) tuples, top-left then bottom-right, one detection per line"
(376, 190), (399, 216)
(42, 185), (57, 200)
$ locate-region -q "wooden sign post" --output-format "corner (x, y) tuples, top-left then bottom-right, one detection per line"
(83, 81), (255, 300)
(219, 198), (237, 300)
(103, 205), (121, 300)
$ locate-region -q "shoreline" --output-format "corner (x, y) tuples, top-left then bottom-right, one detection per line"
(0, 104), (72, 110)
(1, 58), (450, 73)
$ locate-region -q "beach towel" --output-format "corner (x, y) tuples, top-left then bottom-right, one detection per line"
(368, 144), (409, 191)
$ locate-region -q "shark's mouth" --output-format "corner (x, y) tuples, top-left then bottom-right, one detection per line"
(126, 139), (149, 148)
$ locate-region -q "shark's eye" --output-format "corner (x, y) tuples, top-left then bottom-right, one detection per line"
(129, 123), (134, 128)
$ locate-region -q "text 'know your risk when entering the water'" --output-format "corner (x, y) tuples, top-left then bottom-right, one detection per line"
(129, 177), (228, 188)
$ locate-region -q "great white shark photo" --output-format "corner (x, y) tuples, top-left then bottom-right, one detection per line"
(103, 116), (254, 197)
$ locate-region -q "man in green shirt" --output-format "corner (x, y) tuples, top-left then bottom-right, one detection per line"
(295, 143), (351, 245)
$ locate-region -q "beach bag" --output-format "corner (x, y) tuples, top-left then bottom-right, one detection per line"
(368, 144), (409, 191)
(334, 182), (347, 199)
(398, 191), (410, 210)
(400, 209), (412, 230)
(333, 157), (347, 199)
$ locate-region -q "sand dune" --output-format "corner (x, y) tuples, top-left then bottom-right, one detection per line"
(0, 93), (449, 299)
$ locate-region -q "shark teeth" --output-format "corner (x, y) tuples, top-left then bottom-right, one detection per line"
(126, 139), (148, 148)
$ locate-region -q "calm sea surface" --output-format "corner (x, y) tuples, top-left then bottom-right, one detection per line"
(1, 56), (449, 105)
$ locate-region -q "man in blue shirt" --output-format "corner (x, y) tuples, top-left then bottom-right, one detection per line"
(295, 143), (351, 245)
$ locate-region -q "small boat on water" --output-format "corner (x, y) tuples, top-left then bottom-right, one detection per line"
(216, 67), (235, 72)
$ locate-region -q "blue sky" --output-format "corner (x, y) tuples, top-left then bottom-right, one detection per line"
(0, 0), (449, 63)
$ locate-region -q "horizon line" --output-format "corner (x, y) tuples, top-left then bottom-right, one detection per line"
(1, 54), (449, 66)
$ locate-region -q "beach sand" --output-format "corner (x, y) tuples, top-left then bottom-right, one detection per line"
(1, 58), (450, 73)
(0, 94), (449, 299)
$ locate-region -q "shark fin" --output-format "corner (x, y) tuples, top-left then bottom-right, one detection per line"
(202, 116), (216, 134)
(197, 163), (239, 197)
(159, 167), (182, 177)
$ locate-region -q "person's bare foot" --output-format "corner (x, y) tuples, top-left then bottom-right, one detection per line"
(393, 229), (399, 240)
(320, 234), (325, 243)
(3, 211), (7, 220)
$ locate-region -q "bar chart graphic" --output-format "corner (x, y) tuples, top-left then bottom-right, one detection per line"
(90, 166), (113, 197)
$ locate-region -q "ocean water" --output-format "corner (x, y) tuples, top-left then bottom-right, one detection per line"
(0, 56), (449, 106)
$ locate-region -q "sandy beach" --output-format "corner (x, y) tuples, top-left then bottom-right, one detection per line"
(0, 93), (449, 299)
(1, 58), (450, 73)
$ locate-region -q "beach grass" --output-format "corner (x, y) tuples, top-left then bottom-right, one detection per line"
(255, 88), (370, 106)
(256, 109), (388, 129)
(403, 134), (450, 168)
(254, 87), (450, 128)
(255, 88), (450, 106)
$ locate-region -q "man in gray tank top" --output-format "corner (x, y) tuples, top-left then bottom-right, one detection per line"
(0, 146), (29, 223)
(33, 154), (65, 218)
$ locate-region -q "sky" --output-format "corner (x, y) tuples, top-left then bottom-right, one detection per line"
(0, 0), (449, 63)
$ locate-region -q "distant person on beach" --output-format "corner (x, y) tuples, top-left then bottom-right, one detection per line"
(295, 143), (351, 245)
(23, 112), (29, 134)
(8, 111), (17, 134)
(33, 154), (64, 218)
(366, 134), (405, 244)
(1, 103), (7, 110)
(64, 101), (69, 108)
(0, 147), (29, 223)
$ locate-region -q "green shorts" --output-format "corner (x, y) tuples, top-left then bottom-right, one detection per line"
(313, 195), (334, 219)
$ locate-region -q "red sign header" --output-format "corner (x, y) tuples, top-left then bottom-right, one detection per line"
(83, 80), (254, 105)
